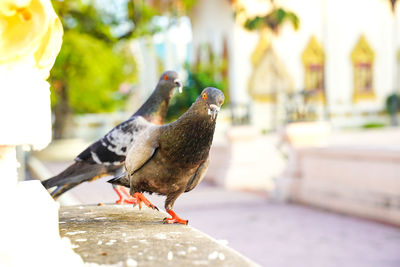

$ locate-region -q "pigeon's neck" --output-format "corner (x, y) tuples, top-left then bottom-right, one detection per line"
(134, 87), (172, 125)
(160, 101), (216, 166)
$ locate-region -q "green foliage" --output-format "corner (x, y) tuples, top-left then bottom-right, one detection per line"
(385, 93), (400, 115)
(362, 122), (386, 129)
(243, 7), (299, 32)
(127, 0), (198, 37)
(166, 63), (229, 122)
(50, 31), (136, 114)
(385, 93), (400, 126)
(50, 0), (139, 116)
(53, 0), (118, 42)
(128, 0), (160, 37)
(52, 0), (198, 41)
(180, 0), (197, 12)
(244, 16), (265, 31)
(50, 0), (199, 115)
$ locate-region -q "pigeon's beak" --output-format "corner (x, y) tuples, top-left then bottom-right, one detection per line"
(208, 104), (220, 120)
(174, 79), (183, 93)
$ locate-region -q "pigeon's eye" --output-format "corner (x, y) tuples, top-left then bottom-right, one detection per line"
(202, 93), (207, 100)
(163, 75), (169, 80)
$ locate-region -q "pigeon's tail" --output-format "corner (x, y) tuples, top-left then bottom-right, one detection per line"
(108, 172), (130, 188)
(41, 161), (109, 199)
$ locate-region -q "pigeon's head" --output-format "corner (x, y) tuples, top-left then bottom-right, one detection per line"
(199, 87), (225, 120)
(158, 70), (183, 94)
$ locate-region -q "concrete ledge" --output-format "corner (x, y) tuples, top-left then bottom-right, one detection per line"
(59, 205), (258, 266)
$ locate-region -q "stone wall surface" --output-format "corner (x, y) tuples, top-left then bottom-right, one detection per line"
(59, 204), (259, 267)
(289, 146), (400, 226)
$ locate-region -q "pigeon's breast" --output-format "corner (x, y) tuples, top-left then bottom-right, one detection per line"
(130, 150), (198, 195)
(160, 118), (215, 167)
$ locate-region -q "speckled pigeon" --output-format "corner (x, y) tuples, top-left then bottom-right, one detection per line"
(42, 71), (182, 202)
(108, 87), (224, 224)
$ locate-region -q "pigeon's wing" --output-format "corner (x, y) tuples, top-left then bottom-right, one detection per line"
(124, 125), (161, 176)
(75, 116), (151, 166)
(184, 156), (210, 193)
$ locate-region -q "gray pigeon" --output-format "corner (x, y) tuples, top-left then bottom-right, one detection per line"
(42, 71), (182, 202)
(109, 87), (224, 224)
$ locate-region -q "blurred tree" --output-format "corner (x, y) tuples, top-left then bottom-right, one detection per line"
(49, 0), (196, 138)
(234, 0), (299, 34)
(243, 7), (299, 33)
(49, 31), (135, 138)
(50, 0), (139, 138)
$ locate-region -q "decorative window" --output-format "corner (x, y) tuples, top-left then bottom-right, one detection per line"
(301, 36), (325, 103)
(351, 35), (375, 102)
(249, 45), (293, 103)
(249, 29), (293, 103)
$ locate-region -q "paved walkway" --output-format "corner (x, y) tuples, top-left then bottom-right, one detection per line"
(43, 161), (400, 267)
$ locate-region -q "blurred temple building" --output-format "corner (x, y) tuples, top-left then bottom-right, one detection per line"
(189, 0), (400, 130)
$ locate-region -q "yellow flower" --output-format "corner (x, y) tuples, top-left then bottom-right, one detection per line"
(0, 0), (63, 79)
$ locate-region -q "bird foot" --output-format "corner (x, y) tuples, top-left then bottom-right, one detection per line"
(132, 192), (159, 211)
(116, 197), (138, 205)
(163, 209), (188, 225)
(114, 186), (138, 205)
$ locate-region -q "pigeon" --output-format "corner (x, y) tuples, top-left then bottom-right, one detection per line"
(108, 87), (224, 224)
(41, 70), (182, 202)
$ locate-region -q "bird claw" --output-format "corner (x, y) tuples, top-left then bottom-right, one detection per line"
(151, 205), (159, 211)
(131, 192), (159, 211)
(142, 203), (159, 211)
(116, 191), (159, 211)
